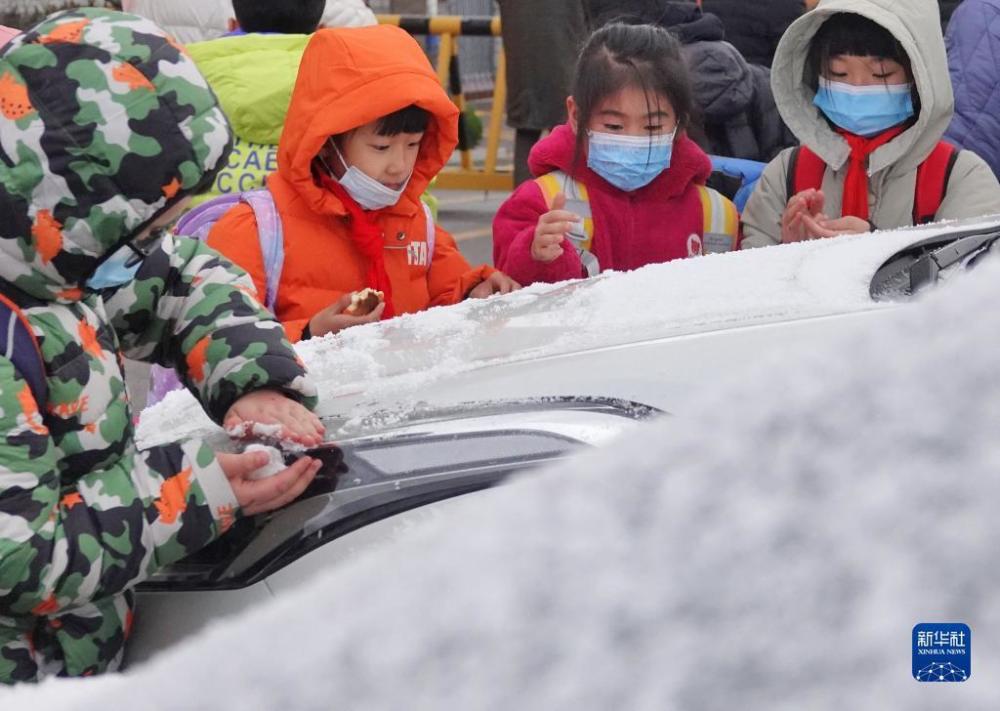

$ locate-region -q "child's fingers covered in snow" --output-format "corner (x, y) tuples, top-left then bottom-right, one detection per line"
(224, 389), (325, 446)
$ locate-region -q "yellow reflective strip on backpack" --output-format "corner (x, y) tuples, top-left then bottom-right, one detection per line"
(724, 195), (739, 237)
(534, 171), (596, 253)
(534, 171), (599, 273)
(697, 185), (713, 232)
(535, 173), (563, 210)
(698, 186), (739, 254)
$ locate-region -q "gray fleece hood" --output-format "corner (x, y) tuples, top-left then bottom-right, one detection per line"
(771, 0), (952, 175)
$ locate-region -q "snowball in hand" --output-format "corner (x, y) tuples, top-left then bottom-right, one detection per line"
(243, 444), (286, 480)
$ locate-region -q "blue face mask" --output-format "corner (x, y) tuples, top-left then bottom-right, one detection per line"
(813, 77), (915, 137)
(586, 130), (674, 192)
(85, 228), (166, 290)
(85, 246), (143, 290)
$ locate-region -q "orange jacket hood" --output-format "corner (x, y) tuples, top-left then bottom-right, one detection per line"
(278, 25), (458, 216)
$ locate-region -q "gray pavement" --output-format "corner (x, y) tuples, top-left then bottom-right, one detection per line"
(436, 188), (510, 266)
(438, 115), (515, 266)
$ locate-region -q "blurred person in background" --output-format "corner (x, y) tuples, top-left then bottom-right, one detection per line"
(940, 0), (962, 27)
(320, 0), (376, 27)
(700, 0), (807, 67)
(121, 0), (231, 42)
(944, 0), (1000, 178)
(588, 0), (811, 68)
(497, 0), (590, 187)
(121, 0), (374, 42)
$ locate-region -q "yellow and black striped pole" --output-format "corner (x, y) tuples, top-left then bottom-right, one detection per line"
(377, 15), (512, 192)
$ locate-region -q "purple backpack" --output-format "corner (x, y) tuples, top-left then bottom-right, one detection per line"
(147, 189), (284, 407)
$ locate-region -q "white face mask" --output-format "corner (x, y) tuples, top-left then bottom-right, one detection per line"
(322, 139), (411, 211)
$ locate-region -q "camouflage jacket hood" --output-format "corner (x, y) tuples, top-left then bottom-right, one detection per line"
(0, 8), (232, 302)
(0, 10), (318, 683)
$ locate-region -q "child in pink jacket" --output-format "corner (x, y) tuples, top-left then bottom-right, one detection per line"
(493, 22), (739, 285)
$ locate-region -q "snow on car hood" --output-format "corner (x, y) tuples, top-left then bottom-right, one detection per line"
(15, 228), (1000, 707)
(137, 216), (999, 447)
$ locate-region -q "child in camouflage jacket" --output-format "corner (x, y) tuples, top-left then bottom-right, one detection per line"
(0, 9), (326, 682)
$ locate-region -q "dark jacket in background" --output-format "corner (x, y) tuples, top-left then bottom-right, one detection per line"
(686, 40), (794, 162)
(700, 0), (804, 67)
(586, 0), (721, 38)
(940, 0), (963, 27)
(496, 0), (589, 130)
(944, 0), (1000, 178)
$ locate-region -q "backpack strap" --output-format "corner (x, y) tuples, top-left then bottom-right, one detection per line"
(0, 292), (46, 408)
(535, 171), (599, 277)
(241, 189), (284, 312)
(786, 145), (827, 199)
(173, 193), (246, 242)
(788, 141), (958, 226)
(913, 141), (959, 225)
(697, 185), (741, 253)
(174, 188), (284, 312)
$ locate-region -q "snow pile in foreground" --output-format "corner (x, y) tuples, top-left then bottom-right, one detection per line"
(10, 255), (1000, 706)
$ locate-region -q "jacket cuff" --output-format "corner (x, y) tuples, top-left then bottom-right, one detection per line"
(206, 352), (318, 422)
(505, 227), (580, 284)
(183, 440), (240, 535)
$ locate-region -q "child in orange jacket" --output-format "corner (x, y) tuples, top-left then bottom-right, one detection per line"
(208, 25), (518, 341)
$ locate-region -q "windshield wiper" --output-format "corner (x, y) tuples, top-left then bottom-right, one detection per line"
(870, 225), (1000, 301)
(909, 232), (1000, 293)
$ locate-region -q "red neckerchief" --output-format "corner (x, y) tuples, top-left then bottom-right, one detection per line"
(318, 170), (395, 319)
(836, 126), (906, 220)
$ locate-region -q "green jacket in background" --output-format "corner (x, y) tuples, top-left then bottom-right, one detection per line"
(188, 34), (309, 203)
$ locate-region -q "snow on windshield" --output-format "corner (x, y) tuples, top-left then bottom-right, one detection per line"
(12, 242), (1000, 708)
(137, 219), (992, 448)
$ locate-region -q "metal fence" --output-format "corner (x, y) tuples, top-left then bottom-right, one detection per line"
(441, 0), (497, 95)
(370, 0), (498, 96)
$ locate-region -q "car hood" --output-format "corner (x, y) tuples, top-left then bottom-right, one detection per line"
(137, 216), (1000, 446)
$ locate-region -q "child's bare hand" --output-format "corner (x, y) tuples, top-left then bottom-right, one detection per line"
(532, 192), (580, 262)
(467, 271), (521, 299)
(781, 189), (826, 243)
(217, 450), (321, 516)
(308, 293), (385, 338)
(800, 214), (871, 239)
(224, 389), (324, 447)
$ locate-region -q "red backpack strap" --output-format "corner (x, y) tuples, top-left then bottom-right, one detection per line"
(913, 141), (959, 225)
(785, 146), (827, 199)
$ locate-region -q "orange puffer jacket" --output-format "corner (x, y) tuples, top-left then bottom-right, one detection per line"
(208, 24), (494, 341)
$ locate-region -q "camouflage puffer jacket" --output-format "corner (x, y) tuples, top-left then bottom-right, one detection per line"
(0, 10), (317, 682)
